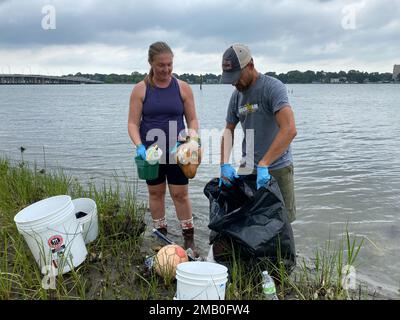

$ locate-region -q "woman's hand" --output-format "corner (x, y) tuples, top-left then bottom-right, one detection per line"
(136, 144), (147, 160)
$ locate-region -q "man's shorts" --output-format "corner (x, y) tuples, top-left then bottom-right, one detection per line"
(146, 164), (188, 186)
(269, 164), (296, 223)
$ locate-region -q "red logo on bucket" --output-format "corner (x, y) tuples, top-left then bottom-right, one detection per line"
(48, 235), (64, 250)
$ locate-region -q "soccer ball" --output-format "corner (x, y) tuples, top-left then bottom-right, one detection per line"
(154, 244), (189, 278)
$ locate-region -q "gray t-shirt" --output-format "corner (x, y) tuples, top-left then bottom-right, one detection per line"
(226, 73), (293, 172)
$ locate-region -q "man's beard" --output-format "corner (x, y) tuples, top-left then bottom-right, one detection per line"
(235, 74), (253, 92)
(236, 81), (251, 92)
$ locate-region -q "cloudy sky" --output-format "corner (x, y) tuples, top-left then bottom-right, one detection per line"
(0, 0), (399, 75)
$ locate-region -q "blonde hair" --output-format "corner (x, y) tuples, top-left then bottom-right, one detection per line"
(144, 41), (174, 87)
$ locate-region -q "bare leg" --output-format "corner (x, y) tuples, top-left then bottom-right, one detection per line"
(168, 184), (198, 257)
(148, 183), (167, 233)
(168, 184), (192, 221)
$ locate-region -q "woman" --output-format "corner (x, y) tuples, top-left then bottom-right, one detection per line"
(128, 41), (200, 256)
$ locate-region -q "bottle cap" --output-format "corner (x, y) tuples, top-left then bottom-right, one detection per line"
(262, 270), (270, 279)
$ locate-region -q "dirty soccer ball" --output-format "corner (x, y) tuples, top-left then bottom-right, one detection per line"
(154, 244), (188, 278)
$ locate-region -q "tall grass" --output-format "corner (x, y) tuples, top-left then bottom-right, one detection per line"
(0, 157), (376, 300)
(291, 234), (364, 299)
(216, 230), (365, 300)
(0, 157), (148, 299)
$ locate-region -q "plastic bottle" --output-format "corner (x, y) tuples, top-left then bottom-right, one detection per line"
(146, 145), (162, 165)
(262, 271), (279, 300)
(144, 255), (155, 269)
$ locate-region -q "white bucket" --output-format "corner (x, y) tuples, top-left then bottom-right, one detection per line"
(175, 261), (228, 300)
(14, 195), (87, 276)
(72, 198), (98, 244)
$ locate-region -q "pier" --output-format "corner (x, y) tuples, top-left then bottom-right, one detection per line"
(0, 74), (103, 85)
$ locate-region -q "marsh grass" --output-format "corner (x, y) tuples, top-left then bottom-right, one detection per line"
(273, 229), (365, 300)
(214, 229), (365, 300)
(0, 157), (373, 300)
(0, 157), (148, 299)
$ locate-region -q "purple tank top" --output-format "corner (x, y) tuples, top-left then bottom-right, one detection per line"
(140, 77), (185, 162)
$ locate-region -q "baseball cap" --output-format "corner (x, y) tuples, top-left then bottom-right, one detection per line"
(220, 44), (252, 84)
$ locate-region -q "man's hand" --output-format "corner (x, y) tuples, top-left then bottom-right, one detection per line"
(136, 144), (147, 160)
(219, 164), (239, 187)
(256, 165), (271, 190)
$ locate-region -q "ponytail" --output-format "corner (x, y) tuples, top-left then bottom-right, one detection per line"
(144, 67), (155, 87)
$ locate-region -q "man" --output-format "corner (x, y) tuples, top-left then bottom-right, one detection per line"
(219, 43), (297, 223)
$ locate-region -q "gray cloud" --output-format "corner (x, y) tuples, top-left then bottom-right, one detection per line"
(0, 0), (399, 74)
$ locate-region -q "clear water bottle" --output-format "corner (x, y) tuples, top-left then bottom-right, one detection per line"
(262, 271), (279, 300)
(146, 145), (162, 165)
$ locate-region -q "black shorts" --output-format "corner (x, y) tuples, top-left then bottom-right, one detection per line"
(146, 164), (188, 186)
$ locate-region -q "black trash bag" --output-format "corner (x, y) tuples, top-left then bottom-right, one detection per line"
(204, 175), (296, 272)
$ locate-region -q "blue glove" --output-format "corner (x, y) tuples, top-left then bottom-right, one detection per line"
(219, 164), (239, 187)
(256, 165), (271, 190)
(136, 144), (147, 160)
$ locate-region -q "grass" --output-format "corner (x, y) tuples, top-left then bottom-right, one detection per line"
(284, 231), (366, 300)
(0, 157), (382, 300)
(212, 230), (366, 300)
(0, 157), (151, 299)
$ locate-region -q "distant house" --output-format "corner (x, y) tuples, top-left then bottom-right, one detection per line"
(393, 65), (400, 81)
(205, 79), (219, 84)
(330, 77), (347, 84)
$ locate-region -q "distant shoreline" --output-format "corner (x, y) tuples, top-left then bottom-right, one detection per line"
(3, 69), (398, 85)
(1, 82), (399, 86)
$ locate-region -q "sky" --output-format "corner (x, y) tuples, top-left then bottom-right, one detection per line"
(0, 0), (399, 76)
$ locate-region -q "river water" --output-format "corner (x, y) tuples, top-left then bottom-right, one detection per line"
(0, 83), (399, 297)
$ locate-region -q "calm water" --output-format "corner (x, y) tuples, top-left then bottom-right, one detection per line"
(1, 83), (399, 297)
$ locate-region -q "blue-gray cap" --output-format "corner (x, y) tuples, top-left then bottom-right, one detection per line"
(221, 44), (252, 84)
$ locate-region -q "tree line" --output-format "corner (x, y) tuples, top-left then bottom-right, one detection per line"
(69, 70), (397, 84)
(266, 70), (395, 83)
